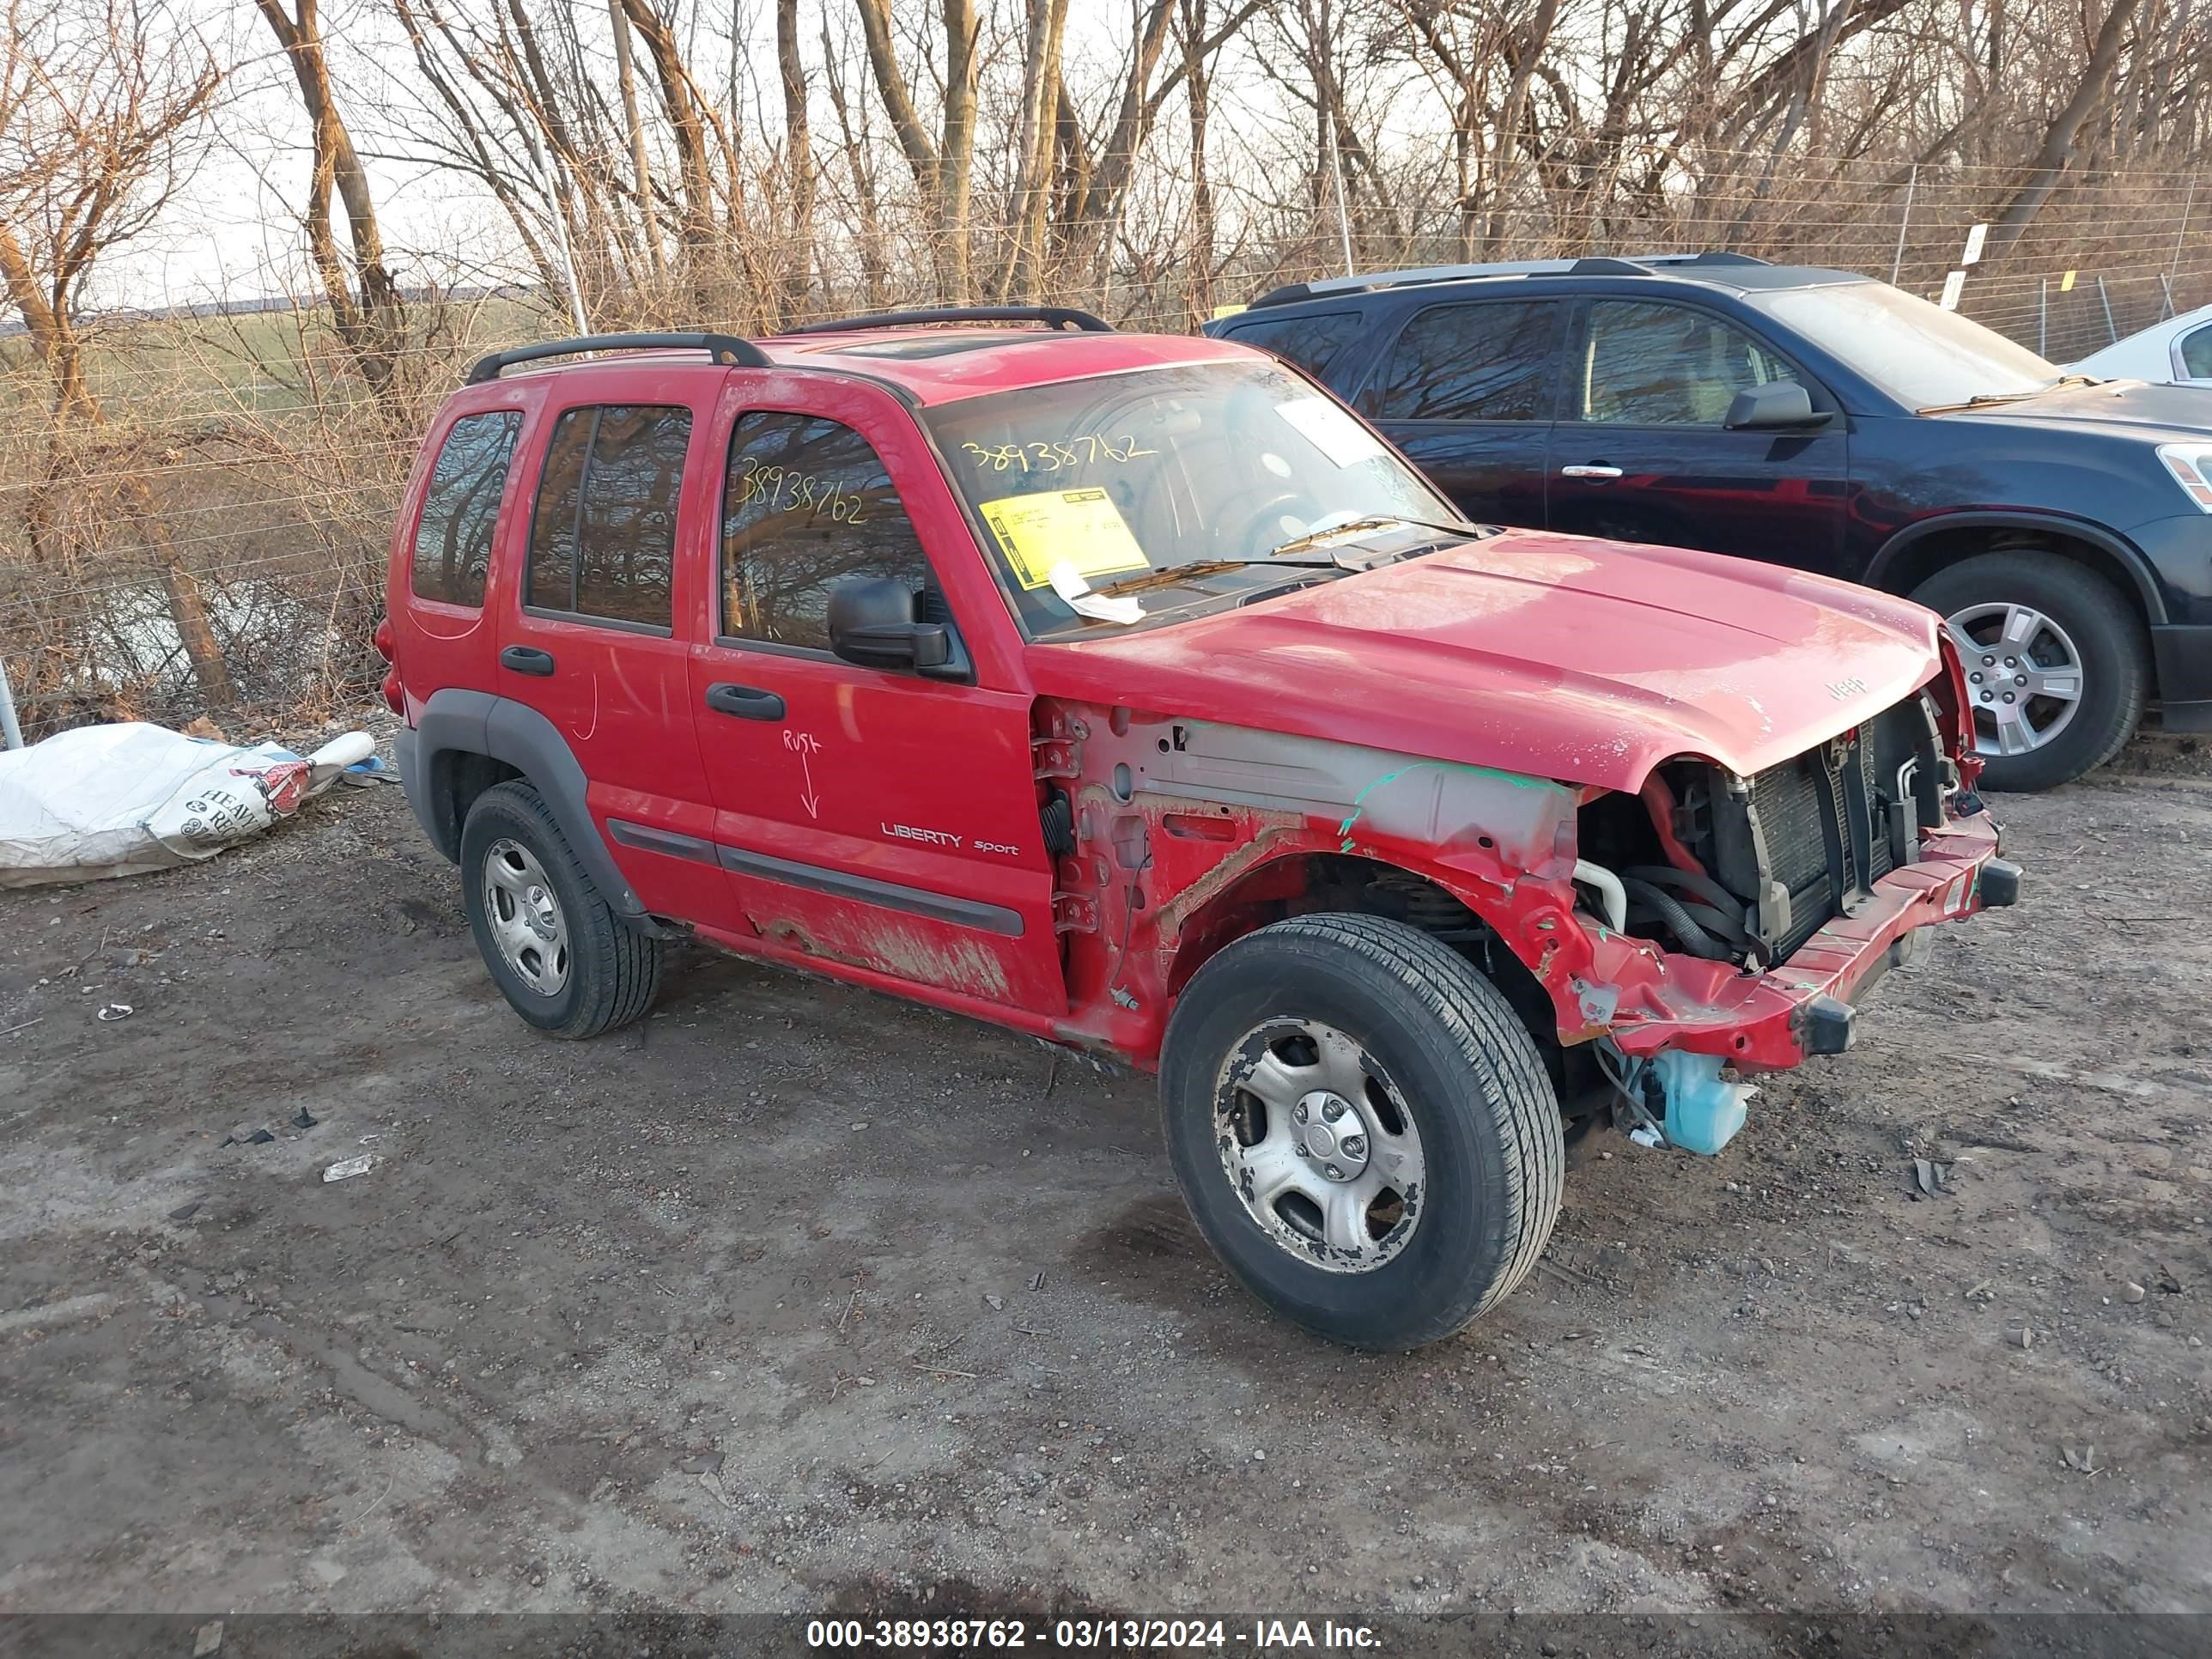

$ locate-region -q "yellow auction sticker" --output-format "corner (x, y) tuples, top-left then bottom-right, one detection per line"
(980, 488), (1152, 590)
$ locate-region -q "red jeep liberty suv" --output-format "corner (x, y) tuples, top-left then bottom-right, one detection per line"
(380, 307), (2019, 1350)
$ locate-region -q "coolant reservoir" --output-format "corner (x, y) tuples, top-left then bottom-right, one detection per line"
(1652, 1050), (1757, 1156)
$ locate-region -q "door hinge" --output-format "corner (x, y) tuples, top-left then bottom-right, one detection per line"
(1051, 893), (1099, 934)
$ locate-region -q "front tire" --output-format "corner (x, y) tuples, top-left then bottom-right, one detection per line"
(1158, 914), (1565, 1349)
(1911, 550), (2147, 792)
(459, 781), (661, 1038)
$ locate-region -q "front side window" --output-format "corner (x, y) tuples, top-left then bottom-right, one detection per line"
(2179, 325), (2212, 380)
(410, 410), (521, 607)
(1579, 301), (1802, 425)
(1222, 310), (1364, 378)
(720, 412), (930, 653)
(925, 360), (1458, 640)
(1370, 301), (1560, 422)
(526, 404), (692, 627)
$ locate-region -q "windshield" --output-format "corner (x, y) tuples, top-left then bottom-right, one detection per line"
(924, 361), (1457, 638)
(1748, 280), (2063, 409)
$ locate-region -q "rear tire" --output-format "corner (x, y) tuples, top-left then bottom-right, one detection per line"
(1158, 914), (1564, 1349)
(1911, 550), (2147, 792)
(459, 781), (661, 1038)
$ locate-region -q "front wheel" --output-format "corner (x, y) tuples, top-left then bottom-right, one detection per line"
(1158, 914), (1565, 1349)
(1911, 550), (2148, 792)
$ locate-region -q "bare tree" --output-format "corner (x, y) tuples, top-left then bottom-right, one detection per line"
(253, 0), (405, 396)
(0, 0), (234, 707)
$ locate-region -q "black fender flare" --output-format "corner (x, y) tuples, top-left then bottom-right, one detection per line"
(1866, 511), (2168, 626)
(398, 688), (659, 930)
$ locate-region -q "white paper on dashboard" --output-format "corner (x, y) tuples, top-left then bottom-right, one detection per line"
(1048, 560), (1144, 624)
(1276, 397), (1387, 468)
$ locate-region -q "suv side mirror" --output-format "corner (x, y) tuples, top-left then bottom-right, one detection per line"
(826, 576), (957, 675)
(1724, 381), (1827, 430)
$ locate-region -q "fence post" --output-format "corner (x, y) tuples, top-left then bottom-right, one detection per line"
(2172, 179), (2195, 290)
(2161, 272), (2178, 320)
(2039, 277), (2048, 358)
(2097, 275), (2118, 343)
(1327, 124), (1355, 278)
(0, 652), (22, 751)
(1890, 164), (1917, 285)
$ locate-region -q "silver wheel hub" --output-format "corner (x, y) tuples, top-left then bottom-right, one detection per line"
(1293, 1092), (1369, 1180)
(1943, 602), (2084, 758)
(483, 838), (569, 995)
(1215, 1018), (1425, 1273)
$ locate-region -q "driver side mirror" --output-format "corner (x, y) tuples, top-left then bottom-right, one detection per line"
(826, 576), (969, 681)
(1723, 381), (1830, 430)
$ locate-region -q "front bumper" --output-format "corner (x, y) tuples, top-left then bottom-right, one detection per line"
(1598, 808), (2012, 1072)
(2153, 623), (2212, 731)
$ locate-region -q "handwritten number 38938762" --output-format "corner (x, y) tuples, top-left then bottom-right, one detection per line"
(738, 459), (866, 523)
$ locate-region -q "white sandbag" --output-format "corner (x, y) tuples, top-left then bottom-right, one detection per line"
(0, 723), (372, 888)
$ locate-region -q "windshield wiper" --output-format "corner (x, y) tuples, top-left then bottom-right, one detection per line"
(1082, 517), (1487, 605)
(1090, 556), (1338, 599)
(1924, 374), (2102, 414)
(1266, 514), (1483, 561)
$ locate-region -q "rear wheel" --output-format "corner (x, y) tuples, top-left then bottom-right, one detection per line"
(1158, 914), (1564, 1349)
(459, 781), (661, 1038)
(1911, 550), (2147, 792)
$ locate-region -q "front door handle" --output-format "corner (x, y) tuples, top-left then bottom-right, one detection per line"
(500, 645), (556, 676)
(704, 682), (787, 721)
(1559, 464), (1624, 480)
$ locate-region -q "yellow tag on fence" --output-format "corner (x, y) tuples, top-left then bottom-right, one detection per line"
(2060, 270), (2077, 292)
(980, 489), (1151, 591)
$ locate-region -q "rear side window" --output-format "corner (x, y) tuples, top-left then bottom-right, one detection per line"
(2180, 325), (2212, 379)
(526, 404), (693, 628)
(410, 411), (520, 607)
(1222, 310), (1363, 377)
(1369, 301), (1560, 421)
(1579, 301), (1800, 425)
(720, 411), (930, 653)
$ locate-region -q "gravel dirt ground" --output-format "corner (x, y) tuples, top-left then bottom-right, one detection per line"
(2, 724), (2209, 1644)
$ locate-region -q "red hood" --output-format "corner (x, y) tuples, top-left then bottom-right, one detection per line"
(1029, 530), (1944, 792)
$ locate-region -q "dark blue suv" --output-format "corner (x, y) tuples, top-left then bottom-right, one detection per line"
(1204, 252), (2212, 790)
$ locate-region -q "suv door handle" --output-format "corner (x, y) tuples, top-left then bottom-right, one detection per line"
(1559, 464), (1624, 480)
(500, 645), (556, 676)
(704, 682), (787, 721)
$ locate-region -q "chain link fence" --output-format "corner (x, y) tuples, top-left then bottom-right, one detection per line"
(3, 151), (2208, 744)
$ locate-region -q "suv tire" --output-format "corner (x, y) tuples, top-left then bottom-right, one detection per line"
(459, 781), (661, 1038)
(1911, 550), (2147, 793)
(1159, 914), (1563, 1349)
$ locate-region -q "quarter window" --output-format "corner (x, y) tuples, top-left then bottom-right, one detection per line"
(720, 412), (931, 653)
(2179, 325), (2212, 380)
(526, 404), (692, 627)
(410, 411), (520, 607)
(1369, 301), (1560, 421)
(1222, 310), (1364, 378)
(1580, 301), (1801, 425)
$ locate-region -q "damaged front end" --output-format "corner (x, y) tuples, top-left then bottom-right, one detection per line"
(1564, 676), (2017, 1150)
(1039, 660), (2014, 1158)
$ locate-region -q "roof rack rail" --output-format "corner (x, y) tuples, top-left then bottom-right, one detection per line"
(1245, 250), (1776, 307)
(780, 305), (1113, 337)
(466, 331), (769, 384)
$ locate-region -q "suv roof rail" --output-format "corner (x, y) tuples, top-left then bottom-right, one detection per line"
(465, 331), (769, 383)
(779, 305), (1114, 337)
(1245, 250), (1775, 307)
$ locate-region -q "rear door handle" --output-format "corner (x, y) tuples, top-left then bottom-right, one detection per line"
(1559, 464), (1624, 479)
(704, 682), (787, 721)
(500, 645), (556, 676)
